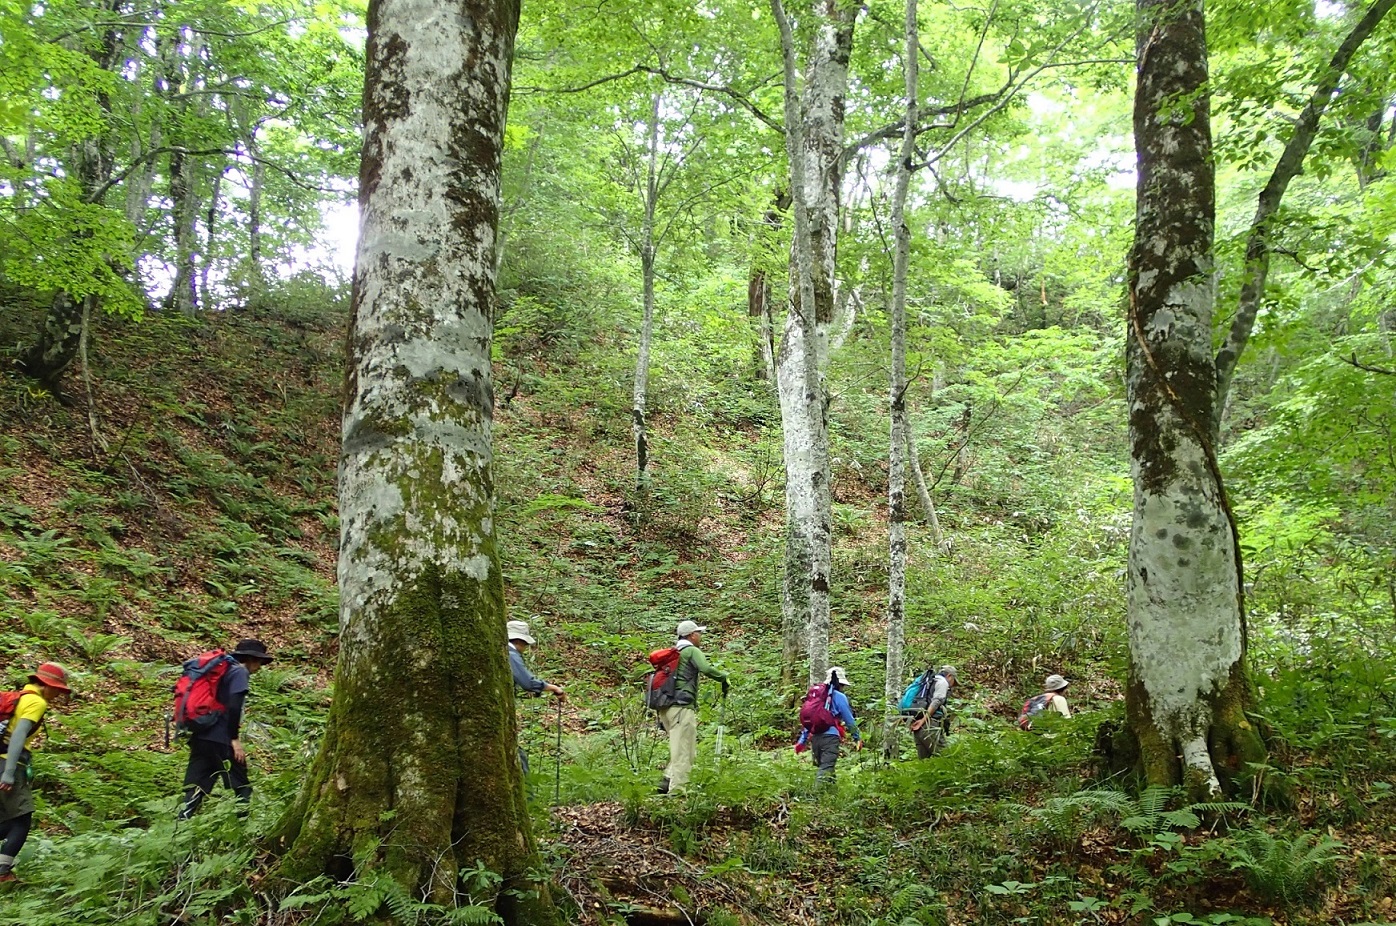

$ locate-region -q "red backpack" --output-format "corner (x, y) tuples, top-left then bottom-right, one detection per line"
(799, 683), (843, 737)
(1017, 693), (1054, 730)
(172, 650), (235, 733)
(0, 689), (30, 735)
(644, 647), (682, 710)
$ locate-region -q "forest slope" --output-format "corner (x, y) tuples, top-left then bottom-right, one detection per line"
(0, 297), (1392, 925)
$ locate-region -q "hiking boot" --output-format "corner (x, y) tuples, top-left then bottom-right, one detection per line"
(655, 778), (669, 795)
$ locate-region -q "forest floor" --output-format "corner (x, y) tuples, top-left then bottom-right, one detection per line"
(0, 305), (1393, 926)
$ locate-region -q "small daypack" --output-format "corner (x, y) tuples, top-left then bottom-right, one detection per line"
(898, 667), (937, 714)
(644, 647), (682, 710)
(172, 650), (235, 734)
(799, 683), (842, 736)
(1017, 693), (1055, 730)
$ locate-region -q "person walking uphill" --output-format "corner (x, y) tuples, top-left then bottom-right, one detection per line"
(178, 639), (273, 819)
(901, 665), (957, 759)
(506, 620), (565, 776)
(795, 666), (862, 785)
(656, 620), (728, 795)
(0, 662), (72, 884)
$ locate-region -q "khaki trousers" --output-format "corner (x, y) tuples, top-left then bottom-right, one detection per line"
(658, 705), (698, 789)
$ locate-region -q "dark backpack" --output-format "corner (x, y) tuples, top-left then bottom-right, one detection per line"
(172, 650), (234, 734)
(798, 683), (842, 736)
(1017, 693), (1054, 730)
(644, 647), (682, 710)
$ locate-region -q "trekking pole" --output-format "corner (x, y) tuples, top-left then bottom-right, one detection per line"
(715, 693), (726, 762)
(553, 698), (563, 806)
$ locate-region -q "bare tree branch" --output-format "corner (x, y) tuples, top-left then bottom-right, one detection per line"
(1344, 352), (1396, 375)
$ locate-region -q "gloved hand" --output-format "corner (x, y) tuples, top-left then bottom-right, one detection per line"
(794, 740), (808, 754)
(854, 739), (864, 751)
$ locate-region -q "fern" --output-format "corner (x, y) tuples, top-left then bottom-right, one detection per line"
(1226, 829), (1344, 905)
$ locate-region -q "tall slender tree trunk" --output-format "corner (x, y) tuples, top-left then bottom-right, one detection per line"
(633, 94), (661, 490)
(272, 0), (557, 920)
(201, 168), (223, 311)
(883, 0), (917, 758)
(748, 192), (787, 384)
(905, 413), (946, 548)
(166, 143), (200, 315)
(772, 0), (858, 687)
(1126, 0), (1264, 798)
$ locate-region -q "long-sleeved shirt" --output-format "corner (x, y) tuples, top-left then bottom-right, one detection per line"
(797, 687), (861, 746)
(673, 639), (726, 707)
(0, 684), (47, 785)
(508, 644), (547, 695)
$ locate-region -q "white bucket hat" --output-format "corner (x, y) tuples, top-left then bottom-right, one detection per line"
(506, 620), (535, 645)
(1044, 674), (1069, 692)
(676, 620), (707, 638)
(828, 666), (851, 687)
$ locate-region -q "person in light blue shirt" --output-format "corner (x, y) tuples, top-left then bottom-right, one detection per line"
(795, 666), (861, 784)
(506, 620), (565, 776)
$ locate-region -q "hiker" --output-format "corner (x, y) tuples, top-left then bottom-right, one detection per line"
(795, 666), (862, 784)
(0, 662), (71, 884)
(656, 620), (729, 795)
(1018, 674), (1071, 730)
(179, 639), (273, 819)
(507, 619), (565, 776)
(901, 665), (957, 759)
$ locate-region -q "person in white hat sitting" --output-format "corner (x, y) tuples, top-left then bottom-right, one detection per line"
(507, 620), (565, 776)
(656, 620), (728, 794)
(1040, 674), (1071, 718)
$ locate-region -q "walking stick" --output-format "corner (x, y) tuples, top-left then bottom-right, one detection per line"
(554, 698), (563, 806)
(715, 692), (726, 762)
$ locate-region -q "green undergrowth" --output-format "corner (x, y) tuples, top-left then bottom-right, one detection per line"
(1, 287), (1394, 925)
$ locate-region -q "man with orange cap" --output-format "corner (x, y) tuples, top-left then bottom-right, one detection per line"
(0, 662), (72, 884)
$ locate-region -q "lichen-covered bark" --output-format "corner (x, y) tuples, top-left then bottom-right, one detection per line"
(272, 0), (555, 920)
(1126, 0), (1264, 799)
(772, 0), (857, 687)
(883, 0), (916, 758)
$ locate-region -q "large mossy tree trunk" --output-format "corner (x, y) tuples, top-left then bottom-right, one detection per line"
(1125, 0), (1265, 799)
(772, 0), (857, 688)
(272, 0), (557, 921)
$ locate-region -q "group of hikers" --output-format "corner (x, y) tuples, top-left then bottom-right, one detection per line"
(507, 618), (1075, 793)
(0, 639), (275, 885)
(0, 624), (1072, 884)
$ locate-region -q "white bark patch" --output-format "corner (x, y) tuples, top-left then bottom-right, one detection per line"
(1127, 445), (1241, 729)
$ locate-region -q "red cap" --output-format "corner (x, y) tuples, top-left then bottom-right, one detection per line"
(29, 662), (72, 692)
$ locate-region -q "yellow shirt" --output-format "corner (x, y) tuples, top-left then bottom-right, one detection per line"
(1, 684), (48, 758)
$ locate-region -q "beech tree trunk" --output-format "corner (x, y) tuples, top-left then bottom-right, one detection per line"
(883, 0), (916, 758)
(633, 94), (661, 490)
(272, 1), (557, 921)
(165, 143), (199, 315)
(1126, 0), (1264, 798)
(772, 0), (857, 687)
